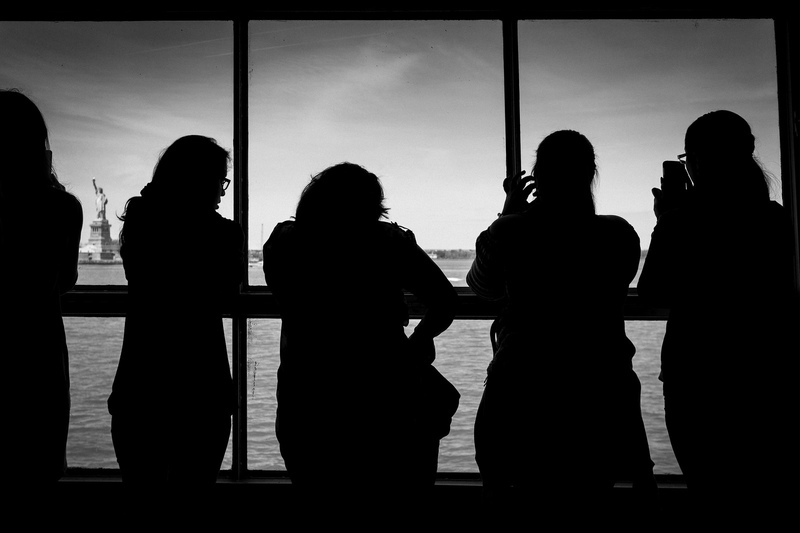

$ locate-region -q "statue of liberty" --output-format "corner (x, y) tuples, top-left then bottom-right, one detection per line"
(93, 177), (108, 220)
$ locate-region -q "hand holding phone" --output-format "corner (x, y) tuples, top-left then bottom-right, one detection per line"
(652, 161), (692, 218)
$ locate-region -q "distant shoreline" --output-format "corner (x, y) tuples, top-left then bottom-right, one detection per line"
(78, 259), (122, 265)
(80, 249), (649, 265)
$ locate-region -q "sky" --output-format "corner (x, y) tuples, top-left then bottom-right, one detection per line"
(0, 18), (781, 252)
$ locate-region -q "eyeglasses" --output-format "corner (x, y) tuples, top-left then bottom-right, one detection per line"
(220, 177), (231, 191)
(678, 153), (687, 165)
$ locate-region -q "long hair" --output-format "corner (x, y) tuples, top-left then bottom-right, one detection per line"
(0, 88), (60, 191)
(119, 135), (230, 249)
(295, 162), (389, 227)
(684, 110), (771, 202)
(532, 130), (597, 214)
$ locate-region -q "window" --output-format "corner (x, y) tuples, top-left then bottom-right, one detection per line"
(247, 19), (505, 270)
(518, 19), (782, 252)
(0, 20), (234, 280)
(4, 11), (795, 480)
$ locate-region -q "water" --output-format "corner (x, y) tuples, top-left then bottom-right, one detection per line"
(66, 260), (679, 475)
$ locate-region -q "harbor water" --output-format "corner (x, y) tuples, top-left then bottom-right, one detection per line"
(65, 259), (680, 475)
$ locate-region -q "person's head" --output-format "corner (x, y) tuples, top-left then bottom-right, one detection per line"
(0, 88), (57, 191)
(146, 135), (231, 210)
(295, 162), (389, 226)
(683, 110), (770, 201)
(532, 129), (597, 213)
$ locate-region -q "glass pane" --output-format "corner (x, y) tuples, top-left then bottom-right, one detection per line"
(246, 319), (285, 471)
(64, 317), (123, 469)
(0, 21), (234, 284)
(247, 20), (505, 285)
(245, 259), (679, 474)
(627, 321), (679, 475)
(65, 317), (234, 471)
(411, 318), (493, 473)
(246, 319), (679, 474)
(518, 19), (780, 252)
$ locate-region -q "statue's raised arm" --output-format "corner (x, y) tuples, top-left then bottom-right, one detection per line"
(93, 178), (108, 220)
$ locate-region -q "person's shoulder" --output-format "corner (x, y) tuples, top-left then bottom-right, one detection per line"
(204, 212), (244, 247)
(272, 219), (296, 235)
(488, 212), (526, 235)
(263, 220), (296, 249)
(764, 200), (787, 218)
(595, 214), (640, 244)
(212, 211), (242, 232)
(756, 200), (792, 235)
(596, 213), (631, 226)
(378, 220), (417, 243)
(595, 213), (637, 233)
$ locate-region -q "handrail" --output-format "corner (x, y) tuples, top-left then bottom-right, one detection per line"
(61, 286), (669, 320)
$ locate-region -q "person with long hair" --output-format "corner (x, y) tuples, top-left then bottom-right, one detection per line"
(263, 162), (457, 525)
(638, 110), (798, 527)
(467, 130), (657, 526)
(0, 89), (82, 487)
(108, 135), (244, 492)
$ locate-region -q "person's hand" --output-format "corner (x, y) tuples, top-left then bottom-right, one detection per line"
(501, 170), (536, 216)
(652, 173), (693, 219)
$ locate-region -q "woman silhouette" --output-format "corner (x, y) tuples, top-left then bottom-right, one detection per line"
(0, 89), (82, 485)
(467, 130), (657, 525)
(263, 162), (457, 524)
(638, 110), (798, 527)
(108, 136), (244, 488)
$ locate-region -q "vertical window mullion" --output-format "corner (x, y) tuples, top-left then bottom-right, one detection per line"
(232, 16), (249, 480)
(503, 18), (522, 177)
(775, 16), (800, 295)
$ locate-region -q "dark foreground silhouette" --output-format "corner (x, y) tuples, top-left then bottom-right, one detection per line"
(263, 162), (458, 525)
(468, 130), (658, 527)
(0, 89), (83, 490)
(108, 135), (244, 494)
(638, 110), (799, 528)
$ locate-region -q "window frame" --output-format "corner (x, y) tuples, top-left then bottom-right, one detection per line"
(50, 7), (800, 480)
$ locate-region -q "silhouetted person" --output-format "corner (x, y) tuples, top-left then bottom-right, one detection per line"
(638, 110), (798, 528)
(467, 130), (657, 527)
(263, 162), (457, 525)
(108, 136), (244, 495)
(0, 89), (82, 491)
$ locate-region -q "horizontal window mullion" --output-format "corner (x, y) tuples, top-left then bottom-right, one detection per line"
(61, 288), (668, 319)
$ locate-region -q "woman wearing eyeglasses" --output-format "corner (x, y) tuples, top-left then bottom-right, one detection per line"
(108, 135), (244, 493)
(638, 110), (798, 528)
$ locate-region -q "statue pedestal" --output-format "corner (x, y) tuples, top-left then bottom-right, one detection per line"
(88, 218), (116, 260)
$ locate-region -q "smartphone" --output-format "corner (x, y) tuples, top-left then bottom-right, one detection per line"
(661, 160), (691, 195)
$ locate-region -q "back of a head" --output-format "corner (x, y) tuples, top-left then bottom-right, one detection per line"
(685, 110), (755, 159)
(0, 89), (52, 191)
(295, 162), (389, 227)
(685, 110), (769, 200)
(146, 135), (230, 206)
(120, 135), (229, 252)
(533, 130), (597, 212)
